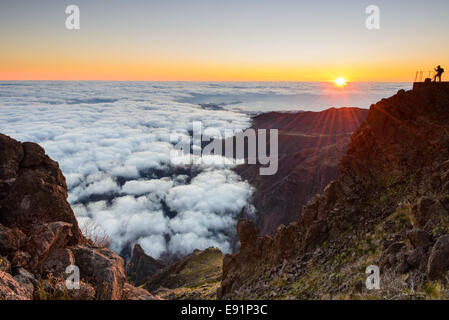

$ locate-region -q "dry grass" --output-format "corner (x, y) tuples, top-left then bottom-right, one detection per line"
(423, 281), (444, 300)
(0, 256), (9, 272)
(36, 274), (69, 300)
(79, 219), (110, 248)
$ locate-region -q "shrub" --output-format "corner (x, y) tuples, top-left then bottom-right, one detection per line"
(0, 256), (9, 272)
(423, 282), (443, 300)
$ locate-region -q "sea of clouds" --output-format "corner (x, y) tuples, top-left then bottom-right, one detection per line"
(0, 81), (410, 259)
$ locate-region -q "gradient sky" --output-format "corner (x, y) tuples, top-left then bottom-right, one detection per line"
(1, 0), (448, 81)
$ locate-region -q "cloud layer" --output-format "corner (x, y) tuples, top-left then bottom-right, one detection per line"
(0, 81), (254, 259)
(0, 81), (407, 258)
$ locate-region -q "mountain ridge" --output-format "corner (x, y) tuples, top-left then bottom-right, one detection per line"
(235, 107), (369, 234)
(219, 84), (449, 299)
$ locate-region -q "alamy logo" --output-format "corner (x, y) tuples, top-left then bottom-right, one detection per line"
(365, 5), (380, 30)
(365, 265), (380, 290)
(170, 121), (278, 175)
(65, 5), (80, 30)
(65, 264), (80, 290)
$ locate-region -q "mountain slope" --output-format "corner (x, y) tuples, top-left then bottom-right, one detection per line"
(219, 84), (449, 300)
(235, 107), (368, 234)
(144, 247), (223, 300)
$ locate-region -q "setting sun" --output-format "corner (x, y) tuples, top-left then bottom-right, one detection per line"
(334, 78), (347, 87)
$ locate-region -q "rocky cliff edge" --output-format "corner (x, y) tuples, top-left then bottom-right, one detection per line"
(0, 134), (159, 300)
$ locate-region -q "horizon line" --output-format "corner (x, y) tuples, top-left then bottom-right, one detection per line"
(0, 79), (412, 83)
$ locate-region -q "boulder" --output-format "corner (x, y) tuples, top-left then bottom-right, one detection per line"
(0, 224), (26, 254)
(0, 270), (30, 300)
(122, 282), (159, 300)
(379, 242), (406, 271)
(54, 281), (96, 300)
(406, 246), (430, 272)
(40, 248), (75, 276)
(0, 170), (82, 242)
(34, 278), (95, 300)
(386, 242), (405, 255)
(427, 235), (449, 281)
(13, 268), (35, 298)
(414, 197), (447, 230)
(0, 135), (84, 244)
(70, 245), (126, 300)
(11, 251), (31, 268)
(406, 229), (432, 248)
(25, 222), (73, 271)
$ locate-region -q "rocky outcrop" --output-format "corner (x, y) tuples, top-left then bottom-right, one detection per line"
(144, 247), (223, 300)
(126, 244), (166, 286)
(35, 278), (96, 300)
(220, 85), (449, 299)
(0, 224), (26, 253)
(41, 248), (75, 276)
(70, 245), (126, 300)
(13, 268), (35, 298)
(407, 229), (432, 249)
(125, 244), (224, 300)
(235, 107), (368, 234)
(0, 134), (158, 300)
(0, 271), (31, 300)
(122, 282), (160, 300)
(236, 219), (259, 247)
(25, 222), (74, 272)
(427, 235), (449, 281)
(0, 136), (83, 242)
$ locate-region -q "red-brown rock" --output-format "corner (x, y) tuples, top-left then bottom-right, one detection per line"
(25, 222), (73, 271)
(0, 270), (30, 300)
(0, 224), (27, 254)
(70, 245), (126, 300)
(0, 134), (84, 244)
(122, 282), (159, 300)
(40, 248), (75, 276)
(237, 219), (258, 248)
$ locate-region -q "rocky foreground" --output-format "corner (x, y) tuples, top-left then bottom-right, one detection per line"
(0, 134), (158, 300)
(220, 83), (449, 299)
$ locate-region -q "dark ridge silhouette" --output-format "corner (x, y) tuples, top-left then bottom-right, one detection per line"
(235, 107), (369, 234)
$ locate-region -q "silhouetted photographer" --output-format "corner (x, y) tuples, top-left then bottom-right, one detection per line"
(434, 65), (444, 82)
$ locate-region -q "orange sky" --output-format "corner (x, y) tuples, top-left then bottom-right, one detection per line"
(0, 52), (438, 82)
(1, 1), (448, 82)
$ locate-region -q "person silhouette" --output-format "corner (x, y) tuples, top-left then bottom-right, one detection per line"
(434, 65), (444, 82)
